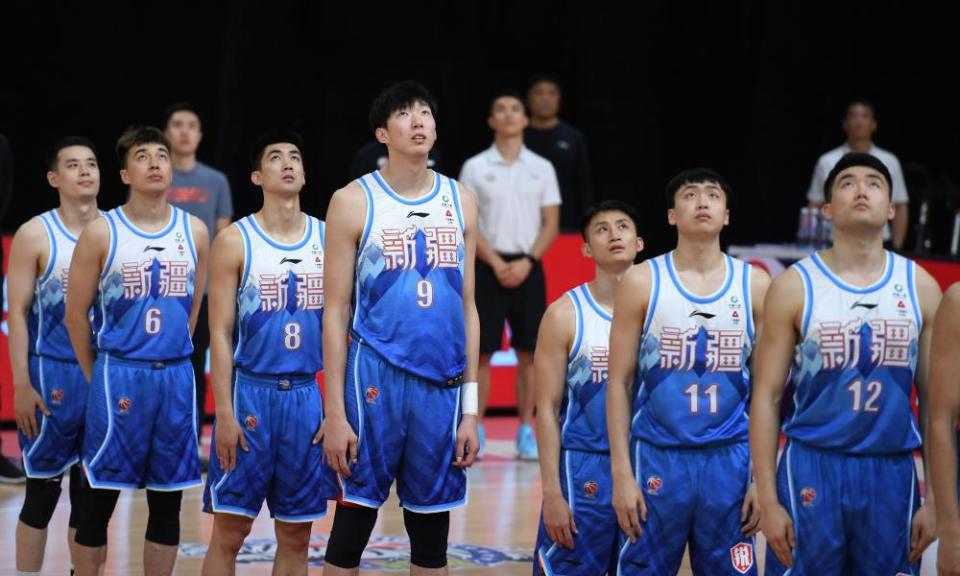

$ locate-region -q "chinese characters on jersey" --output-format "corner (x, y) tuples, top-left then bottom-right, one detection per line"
(121, 260), (189, 299)
(659, 327), (744, 372)
(258, 272), (324, 312)
(818, 319), (912, 369)
(381, 226), (459, 272)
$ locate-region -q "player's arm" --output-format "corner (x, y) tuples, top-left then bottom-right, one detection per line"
(188, 215), (210, 335)
(749, 269), (804, 568)
(739, 265), (772, 536)
(930, 284), (960, 575)
(65, 219), (109, 382)
(454, 185), (480, 467)
(320, 183), (366, 475)
(9, 220), (48, 437)
(909, 266), (943, 561)
(607, 263), (650, 542)
(207, 226), (245, 471)
(535, 297), (576, 548)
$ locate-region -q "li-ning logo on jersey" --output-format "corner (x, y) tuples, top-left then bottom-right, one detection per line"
(645, 476), (663, 495)
(729, 542), (754, 574)
(381, 226), (458, 271)
(817, 319), (912, 370)
(279, 257), (302, 265)
(589, 346), (609, 383)
(143, 245), (165, 253)
(121, 260), (190, 299)
(689, 310), (716, 320)
(659, 327), (743, 372)
(406, 211), (430, 218)
(583, 480), (598, 498)
(851, 301), (878, 310)
(257, 273), (323, 312)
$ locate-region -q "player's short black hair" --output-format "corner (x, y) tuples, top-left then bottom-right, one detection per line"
(489, 89), (527, 115)
(115, 126), (170, 168)
(368, 81), (438, 133)
(161, 101), (203, 130)
(46, 136), (98, 171)
(845, 99), (876, 119)
(249, 129), (304, 171)
(823, 152), (893, 202)
(664, 168), (733, 209)
(580, 200), (641, 241)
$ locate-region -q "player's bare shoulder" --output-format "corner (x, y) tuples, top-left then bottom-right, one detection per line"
(11, 217), (47, 253)
(328, 180), (369, 236)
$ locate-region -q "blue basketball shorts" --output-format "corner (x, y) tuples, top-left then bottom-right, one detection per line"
(336, 338), (466, 512)
(82, 354), (200, 490)
(204, 369), (336, 522)
(19, 355), (87, 478)
(765, 440), (920, 576)
(617, 440), (757, 575)
(535, 449), (619, 575)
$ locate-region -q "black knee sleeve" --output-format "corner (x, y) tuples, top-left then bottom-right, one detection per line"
(19, 476), (63, 530)
(74, 487), (120, 548)
(324, 504), (379, 568)
(404, 509), (449, 569)
(145, 490), (182, 546)
(68, 465), (83, 529)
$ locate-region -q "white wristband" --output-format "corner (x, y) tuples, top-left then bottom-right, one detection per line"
(461, 381), (479, 415)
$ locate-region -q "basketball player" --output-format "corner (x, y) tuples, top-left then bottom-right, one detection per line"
(929, 283), (960, 575)
(10, 137), (101, 575)
(201, 130), (334, 574)
(750, 152), (940, 574)
(608, 168), (768, 575)
(534, 200), (643, 575)
(320, 80), (480, 575)
(66, 126), (209, 576)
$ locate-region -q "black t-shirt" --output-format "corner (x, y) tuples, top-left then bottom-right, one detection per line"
(524, 120), (593, 231)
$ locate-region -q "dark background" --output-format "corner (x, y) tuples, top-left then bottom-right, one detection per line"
(2, 1), (959, 257)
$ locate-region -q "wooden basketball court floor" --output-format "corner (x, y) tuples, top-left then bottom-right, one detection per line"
(0, 419), (940, 575)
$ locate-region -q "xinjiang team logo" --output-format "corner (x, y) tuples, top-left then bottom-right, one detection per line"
(50, 389), (65, 406)
(729, 542), (754, 574)
(583, 480), (598, 499)
(800, 487), (816, 507)
(365, 386), (379, 404)
(245, 415), (259, 432)
(117, 397), (132, 414)
(645, 476), (663, 495)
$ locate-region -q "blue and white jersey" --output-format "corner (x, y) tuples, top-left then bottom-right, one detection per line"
(353, 171), (466, 385)
(233, 214), (325, 375)
(559, 283), (613, 453)
(29, 210), (92, 360)
(783, 251), (922, 454)
(633, 253), (755, 447)
(97, 206), (196, 361)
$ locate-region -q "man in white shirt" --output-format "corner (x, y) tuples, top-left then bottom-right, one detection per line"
(807, 100), (909, 248)
(459, 90), (561, 460)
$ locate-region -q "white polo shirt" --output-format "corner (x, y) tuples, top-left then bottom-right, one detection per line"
(459, 144), (561, 254)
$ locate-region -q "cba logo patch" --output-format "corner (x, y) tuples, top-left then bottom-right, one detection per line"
(645, 476), (663, 495)
(729, 542), (754, 574)
(365, 386), (379, 404)
(51, 389), (65, 405)
(800, 487), (816, 507)
(117, 397), (132, 414)
(583, 480), (598, 498)
(245, 415), (259, 432)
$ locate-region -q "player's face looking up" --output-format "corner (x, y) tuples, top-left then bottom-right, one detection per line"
(49, 145), (100, 200)
(377, 100), (436, 156)
(251, 143), (305, 195)
(120, 143), (172, 194)
(824, 166), (893, 230)
(583, 210), (642, 265)
(667, 180), (729, 235)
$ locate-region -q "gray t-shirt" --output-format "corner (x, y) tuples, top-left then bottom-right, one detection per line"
(166, 161), (233, 237)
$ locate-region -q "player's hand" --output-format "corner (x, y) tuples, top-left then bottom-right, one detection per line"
(910, 500), (936, 563)
(323, 415), (358, 476)
(493, 261), (512, 287)
(740, 482), (761, 536)
(543, 492), (578, 549)
(612, 473), (646, 543)
(14, 383), (49, 439)
(453, 414), (479, 468)
(938, 525), (960, 575)
(759, 501), (794, 567)
(215, 417), (248, 472)
(508, 258), (533, 285)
